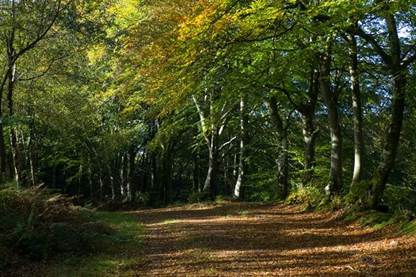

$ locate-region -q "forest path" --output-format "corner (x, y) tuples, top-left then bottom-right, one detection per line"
(131, 203), (416, 276)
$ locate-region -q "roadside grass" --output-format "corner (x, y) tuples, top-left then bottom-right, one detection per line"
(43, 212), (144, 277)
(342, 209), (416, 235)
(398, 219), (416, 235)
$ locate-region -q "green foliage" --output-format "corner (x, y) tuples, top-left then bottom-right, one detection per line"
(0, 186), (140, 272)
(358, 212), (394, 229)
(215, 195), (234, 204)
(40, 211), (143, 277)
(345, 180), (373, 208)
(188, 191), (208, 203)
(400, 220), (416, 235)
(286, 186), (324, 209)
(343, 207), (415, 232)
(383, 185), (416, 212)
(133, 192), (150, 206)
(245, 172), (280, 202)
(328, 195), (344, 211)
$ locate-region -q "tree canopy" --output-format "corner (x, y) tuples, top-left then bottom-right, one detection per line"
(0, 0), (415, 212)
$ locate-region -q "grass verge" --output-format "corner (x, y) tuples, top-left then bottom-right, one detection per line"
(41, 212), (144, 277)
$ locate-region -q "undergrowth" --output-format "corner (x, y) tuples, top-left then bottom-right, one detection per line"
(42, 211), (143, 277)
(0, 185), (143, 276)
(286, 185), (416, 235)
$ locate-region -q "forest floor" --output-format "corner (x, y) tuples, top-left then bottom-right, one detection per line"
(28, 202), (416, 276)
(130, 202), (416, 276)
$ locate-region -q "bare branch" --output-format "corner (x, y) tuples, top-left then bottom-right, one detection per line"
(219, 136), (237, 151)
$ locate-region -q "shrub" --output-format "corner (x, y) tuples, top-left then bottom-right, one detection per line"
(0, 185), (118, 270)
(329, 195), (343, 211)
(383, 185), (416, 212)
(133, 192), (150, 206)
(287, 186), (323, 209)
(188, 191), (206, 203)
(345, 181), (372, 205)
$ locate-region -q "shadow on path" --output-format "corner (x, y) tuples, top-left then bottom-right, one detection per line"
(129, 203), (416, 276)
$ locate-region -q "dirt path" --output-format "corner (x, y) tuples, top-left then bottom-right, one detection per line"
(131, 203), (416, 276)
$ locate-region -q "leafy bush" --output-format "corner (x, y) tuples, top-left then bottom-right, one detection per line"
(244, 172), (280, 202)
(133, 192), (150, 206)
(188, 191), (207, 203)
(0, 185), (118, 270)
(328, 195), (343, 211)
(344, 180), (372, 207)
(345, 182), (416, 212)
(383, 185), (416, 211)
(286, 186), (323, 209)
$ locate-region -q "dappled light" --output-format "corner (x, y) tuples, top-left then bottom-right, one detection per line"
(0, 0), (416, 275)
(132, 203), (416, 276)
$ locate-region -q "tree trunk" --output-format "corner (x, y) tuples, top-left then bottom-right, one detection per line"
(120, 154), (126, 200)
(28, 125), (37, 186)
(88, 162), (93, 199)
(278, 129), (289, 198)
(234, 95), (246, 199)
(300, 69), (319, 186)
(0, 117), (7, 181)
(192, 154), (199, 192)
(108, 163), (116, 201)
(203, 130), (218, 200)
(0, 73), (8, 181)
(267, 97), (289, 198)
(77, 164), (82, 196)
(162, 151), (172, 204)
(301, 112), (317, 185)
(224, 154), (231, 194)
(193, 92), (220, 200)
(127, 148), (135, 201)
(346, 31), (365, 190)
(319, 46), (343, 196)
(99, 166), (104, 200)
(371, 73), (405, 208)
(369, 14), (406, 209)
(7, 61), (21, 187)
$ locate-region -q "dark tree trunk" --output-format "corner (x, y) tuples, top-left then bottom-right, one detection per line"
(192, 154), (199, 192)
(300, 69), (319, 186)
(160, 147), (172, 204)
(0, 74), (7, 181)
(0, 71), (7, 181)
(128, 148), (136, 201)
(0, 118), (7, 181)
(278, 130), (289, 198)
(98, 166), (104, 201)
(371, 71), (406, 208)
(7, 61), (21, 187)
(267, 96), (289, 198)
(368, 14), (407, 209)
(301, 112), (317, 185)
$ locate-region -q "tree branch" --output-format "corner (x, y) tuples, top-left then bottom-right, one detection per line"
(192, 95), (210, 146)
(14, 1), (62, 61)
(356, 27), (392, 66)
